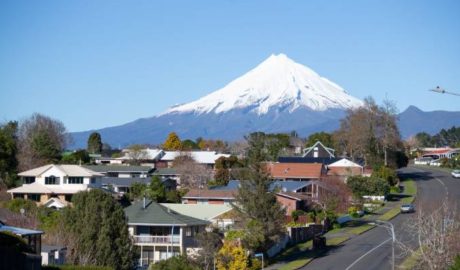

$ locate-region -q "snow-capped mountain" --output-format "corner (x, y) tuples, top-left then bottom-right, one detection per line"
(70, 54), (364, 148)
(164, 53), (362, 115)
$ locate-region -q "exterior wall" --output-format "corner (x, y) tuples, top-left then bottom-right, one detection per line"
(304, 144), (333, 158)
(276, 195), (298, 215)
(328, 166), (363, 176)
(208, 200), (224, 205)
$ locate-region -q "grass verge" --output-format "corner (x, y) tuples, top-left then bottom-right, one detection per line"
(348, 224), (375, 235)
(327, 236), (350, 246)
(398, 248), (421, 269)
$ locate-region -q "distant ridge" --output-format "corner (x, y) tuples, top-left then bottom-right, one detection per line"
(398, 106), (460, 138)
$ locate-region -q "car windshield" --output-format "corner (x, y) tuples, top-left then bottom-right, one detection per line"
(453, 170), (460, 173)
(402, 204), (412, 207)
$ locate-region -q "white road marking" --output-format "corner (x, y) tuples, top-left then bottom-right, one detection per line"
(344, 238), (392, 270)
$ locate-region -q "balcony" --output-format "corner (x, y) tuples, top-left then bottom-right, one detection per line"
(133, 235), (180, 245)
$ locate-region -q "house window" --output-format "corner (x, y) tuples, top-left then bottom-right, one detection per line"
(45, 176), (59, 185)
(28, 194), (40, 201)
(185, 227), (192, 237)
(90, 178), (96, 184)
(23, 177), (35, 184)
(68, 177), (83, 184)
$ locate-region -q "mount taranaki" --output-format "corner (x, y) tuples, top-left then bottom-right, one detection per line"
(70, 54), (460, 149)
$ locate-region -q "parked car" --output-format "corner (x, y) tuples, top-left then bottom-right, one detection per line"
(452, 170), (460, 178)
(400, 204), (415, 213)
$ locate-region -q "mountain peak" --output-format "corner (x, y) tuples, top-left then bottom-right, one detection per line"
(163, 54), (363, 115)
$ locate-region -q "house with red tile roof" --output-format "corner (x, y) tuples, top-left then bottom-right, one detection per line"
(266, 162), (326, 181)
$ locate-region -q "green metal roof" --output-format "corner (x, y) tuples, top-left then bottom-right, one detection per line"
(124, 200), (209, 226)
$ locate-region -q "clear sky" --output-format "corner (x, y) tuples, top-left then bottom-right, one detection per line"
(1, 0), (459, 132)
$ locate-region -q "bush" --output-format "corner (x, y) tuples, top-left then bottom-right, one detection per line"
(389, 186), (400, 194)
(42, 266), (113, 270)
(5, 198), (38, 216)
(291, 210), (306, 222)
(149, 255), (199, 270)
(372, 166), (398, 186)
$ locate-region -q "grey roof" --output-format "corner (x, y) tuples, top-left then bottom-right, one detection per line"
(153, 168), (179, 175)
(124, 200), (209, 226)
(84, 165), (154, 173)
(277, 157), (341, 164)
(211, 180), (312, 193)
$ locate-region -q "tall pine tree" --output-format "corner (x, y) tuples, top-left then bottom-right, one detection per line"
(233, 133), (286, 253)
(87, 132), (103, 154)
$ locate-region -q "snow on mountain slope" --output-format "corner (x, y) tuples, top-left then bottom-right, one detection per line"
(164, 53), (363, 115)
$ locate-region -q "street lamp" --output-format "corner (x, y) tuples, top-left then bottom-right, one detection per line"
(369, 220), (395, 270)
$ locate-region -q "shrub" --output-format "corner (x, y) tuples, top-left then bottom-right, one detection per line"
(291, 210), (306, 222)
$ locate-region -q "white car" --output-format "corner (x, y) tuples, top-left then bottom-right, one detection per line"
(452, 170), (460, 178)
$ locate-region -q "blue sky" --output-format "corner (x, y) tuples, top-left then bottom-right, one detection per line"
(1, 0), (459, 132)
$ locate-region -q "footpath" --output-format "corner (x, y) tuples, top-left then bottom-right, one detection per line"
(267, 178), (416, 270)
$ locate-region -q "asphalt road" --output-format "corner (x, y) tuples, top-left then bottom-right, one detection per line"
(301, 165), (460, 270)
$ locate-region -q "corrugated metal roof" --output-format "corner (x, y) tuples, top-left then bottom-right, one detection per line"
(160, 203), (232, 221)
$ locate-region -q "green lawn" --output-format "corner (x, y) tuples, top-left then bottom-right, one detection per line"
(327, 236), (350, 246)
(348, 224), (375, 235)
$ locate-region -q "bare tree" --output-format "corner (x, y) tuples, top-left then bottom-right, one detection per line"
(125, 144), (148, 165)
(314, 176), (352, 214)
(173, 153), (213, 188)
(397, 201), (460, 270)
(17, 113), (68, 170)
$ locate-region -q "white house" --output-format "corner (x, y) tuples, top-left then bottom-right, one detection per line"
(158, 151), (230, 169)
(7, 164), (103, 207)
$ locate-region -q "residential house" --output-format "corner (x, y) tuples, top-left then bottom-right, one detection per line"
(161, 203), (234, 230)
(8, 164), (103, 207)
(0, 222), (43, 255)
(327, 158), (364, 181)
(95, 148), (165, 165)
(181, 189), (237, 205)
(267, 162), (326, 181)
(156, 151), (230, 169)
(183, 180), (327, 214)
(302, 141), (335, 158)
(84, 165), (154, 178)
(124, 200), (209, 266)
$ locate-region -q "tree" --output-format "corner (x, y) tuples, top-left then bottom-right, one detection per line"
(63, 189), (135, 269)
(61, 150), (90, 165)
(17, 113), (68, 170)
(306, 132), (334, 148)
(333, 98), (403, 167)
(346, 176), (390, 198)
(181, 139), (199, 150)
(397, 201), (460, 270)
(149, 255), (199, 270)
(129, 182), (148, 201)
(173, 154), (212, 188)
(146, 176), (166, 202)
(216, 241), (249, 270)
(87, 132), (103, 154)
(0, 121), (19, 187)
(233, 133), (286, 253)
(126, 144), (148, 165)
(163, 132), (182, 150)
(195, 229), (223, 270)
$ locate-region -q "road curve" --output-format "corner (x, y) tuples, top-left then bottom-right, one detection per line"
(301, 165), (460, 270)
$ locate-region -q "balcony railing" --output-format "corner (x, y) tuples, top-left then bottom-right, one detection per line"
(134, 235), (180, 244)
